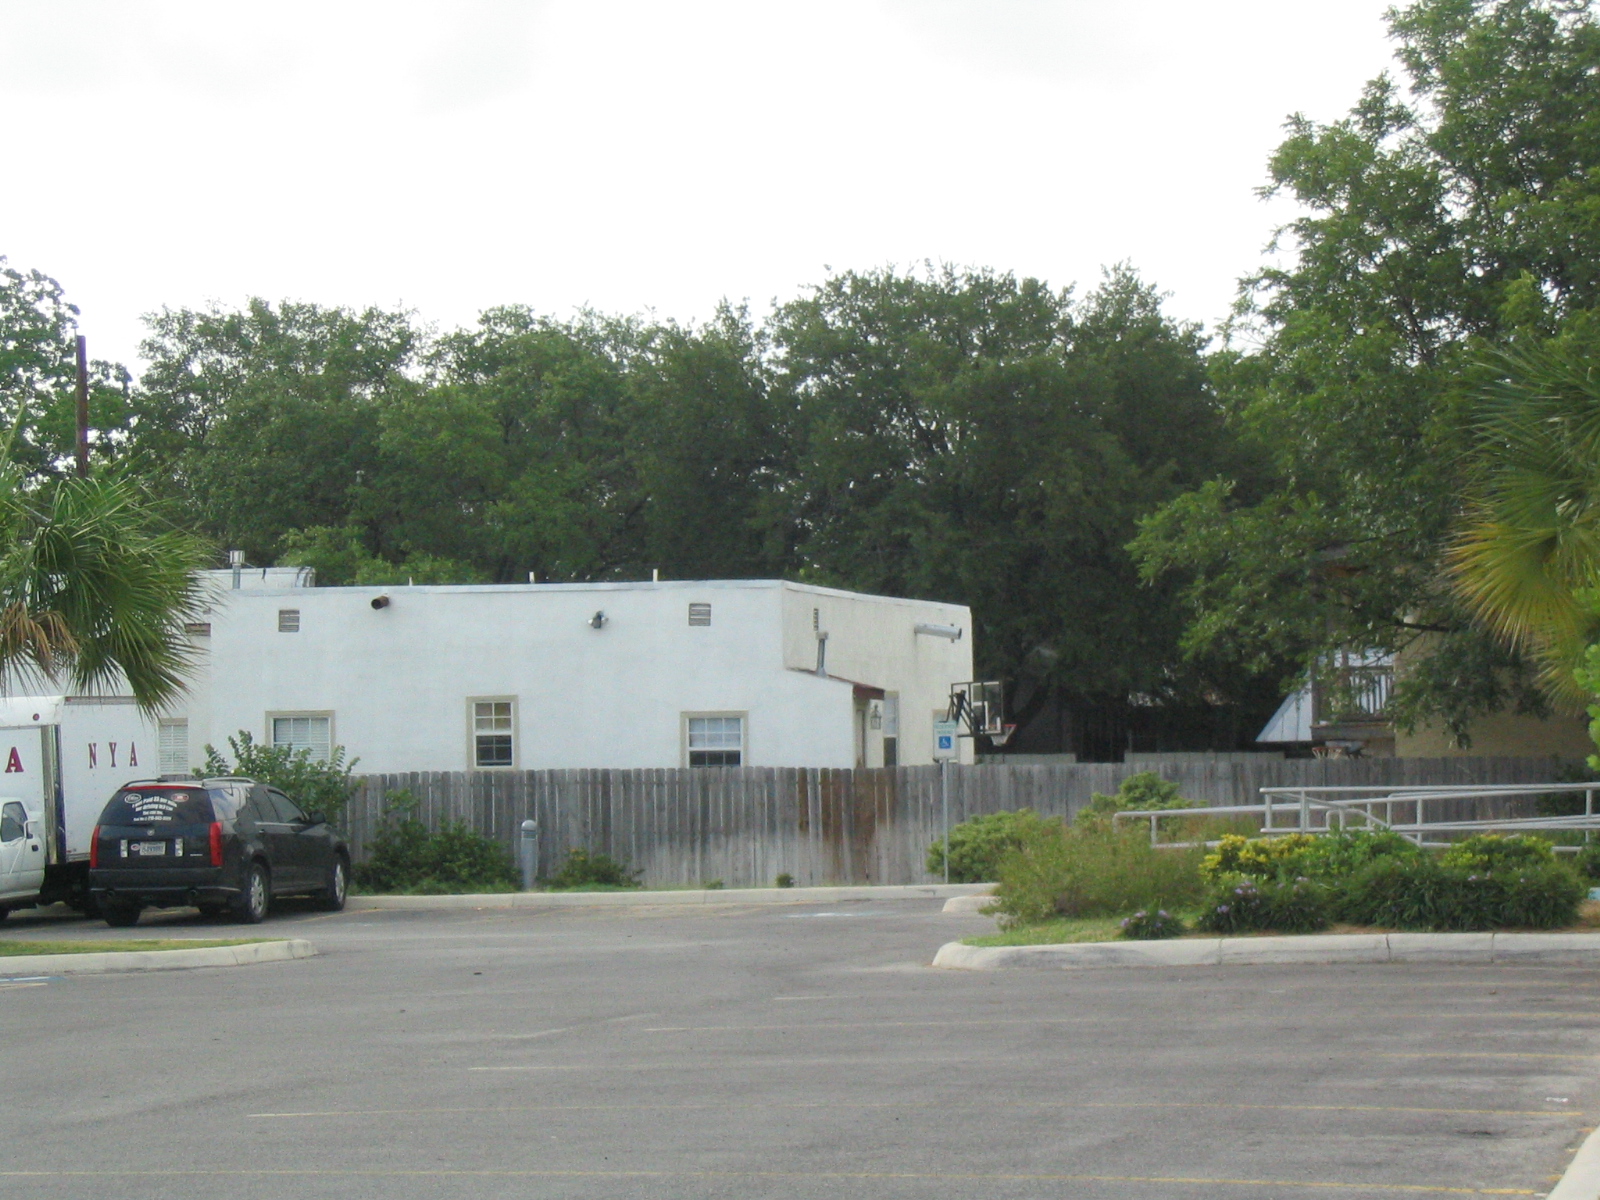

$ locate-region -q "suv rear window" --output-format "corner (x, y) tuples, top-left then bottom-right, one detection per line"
(98, 787), (218, 827)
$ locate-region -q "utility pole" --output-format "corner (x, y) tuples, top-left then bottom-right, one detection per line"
(74, 335), (89, 477)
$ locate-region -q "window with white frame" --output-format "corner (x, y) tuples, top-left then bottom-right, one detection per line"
(158, 719), (189, 776)
(686, 714), (743, 767)
(271, 714), (332, 763)
(471, 699), (516, 768)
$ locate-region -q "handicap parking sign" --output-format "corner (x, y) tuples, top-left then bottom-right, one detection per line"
(933, 719), (959, 760)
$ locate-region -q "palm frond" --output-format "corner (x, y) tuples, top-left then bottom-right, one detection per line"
(1450, 341), (1600, 710)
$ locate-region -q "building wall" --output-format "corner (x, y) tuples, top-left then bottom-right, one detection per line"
(170, 578), (973, 773)
(1396, 710), (1593, 760)
(779, 584), (973, 766)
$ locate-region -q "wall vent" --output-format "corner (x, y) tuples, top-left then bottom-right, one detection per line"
(688, 602), (712, 627)
(184, 622), (212, 637)
(278, 609), (301, 633)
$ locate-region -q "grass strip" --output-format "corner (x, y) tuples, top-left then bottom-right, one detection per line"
(0, 938), (278, 957)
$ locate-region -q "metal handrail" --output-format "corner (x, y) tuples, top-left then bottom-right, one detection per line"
(1112, 781), (1600, 849)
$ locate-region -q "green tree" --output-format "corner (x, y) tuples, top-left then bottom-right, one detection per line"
(772, 264), (1270, 745)
(0, 258), (133, 477)
(1132, 0), (1600, 743)
(132, 298), (420, 564)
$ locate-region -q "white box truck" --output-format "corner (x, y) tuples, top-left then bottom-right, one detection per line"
(0, 696), (162, 916)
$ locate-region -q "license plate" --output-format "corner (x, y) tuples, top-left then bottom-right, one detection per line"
(135, 841), (168, 857)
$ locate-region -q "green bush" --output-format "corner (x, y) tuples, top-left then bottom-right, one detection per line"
(1078, 772), (1193, 824)
(927, 809), (1061, 883)
(1574, 843), (1600, 881)
(1200, 829), (1419, 885)
(990, 820), (1203, 928)
(1120, 909), (1185, 940)
(1297, 828), (1423, 880)
(1195, 874), (1330, 935)
(353, 791), (519, 894)
(1439, 833), (1555, 872)
(1338, 856), (1584, 931)
(203, 730), (358, 822)
(546, 849), (641, 889)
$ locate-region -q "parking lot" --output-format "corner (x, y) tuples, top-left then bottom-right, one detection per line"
(1, 898), (1597, 1199)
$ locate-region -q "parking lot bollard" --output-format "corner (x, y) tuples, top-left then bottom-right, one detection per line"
(519, 819), (538, 890)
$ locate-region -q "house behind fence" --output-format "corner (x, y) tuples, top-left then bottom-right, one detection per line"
(345, 757), (1569, 888)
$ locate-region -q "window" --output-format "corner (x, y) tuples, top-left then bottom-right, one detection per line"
(271, 714), (331, 763)
(278, 609), (301, 633)
(267, 789), (307, 823)
(0, 801), (24, 843)
(688, 602), (712, 626)
(158, 719), (189, 777)
(472, 699), (516, 768)
(686, 714), (743, 767)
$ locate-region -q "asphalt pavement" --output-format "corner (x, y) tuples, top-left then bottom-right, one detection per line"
(1, 898), (1597, 1199)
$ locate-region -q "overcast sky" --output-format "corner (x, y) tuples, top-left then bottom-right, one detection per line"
(0, 0), (1398, 371)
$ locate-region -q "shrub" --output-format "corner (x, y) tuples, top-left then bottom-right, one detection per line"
(1199, 833), (1318, 883)
(928, 809), (1061, 883)
(546, 849), (641, 889)
(1339, 856), (1584, 931)
(1574, 843), (1600, 882)
(990, 820), (1203, 928)
(775, 872), (795, 888)
(1440, 834), (1555, 873)
(354, 791), (519, 894)
(1200, 829), (1420, 885)
(203, 730), (358, 822)
(1078, 772), (1193, 825)
(1195, 874), (1330, 935)
(1120, 909), (1185, 940)
(1297, 828), (1422, 880)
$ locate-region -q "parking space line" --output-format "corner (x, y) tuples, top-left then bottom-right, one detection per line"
(1377, 1052), (1597, 1060)
(247, 1100), (1579, 1118)
(0, 1167), (1538, 1192)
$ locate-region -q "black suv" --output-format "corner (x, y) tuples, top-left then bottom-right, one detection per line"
(88, 777), (349, 927)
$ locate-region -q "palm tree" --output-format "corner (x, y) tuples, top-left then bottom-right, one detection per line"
(0, 461), (208, 711)
(1450, 339), (1600, 707)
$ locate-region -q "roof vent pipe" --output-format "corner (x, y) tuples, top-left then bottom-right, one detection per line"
(915, 622), (962, 641)
(228, 549), (244, 590)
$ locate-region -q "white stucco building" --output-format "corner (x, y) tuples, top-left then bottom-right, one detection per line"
(157, 572), (976, 775)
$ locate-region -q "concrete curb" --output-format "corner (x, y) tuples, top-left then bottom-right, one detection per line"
(1550, 1121), (1600, 1200)
(0, 938), (317, 977)
(941, 893), (999, 914)
(932, 931), (1600, 971)
(349, 883), (992, 911)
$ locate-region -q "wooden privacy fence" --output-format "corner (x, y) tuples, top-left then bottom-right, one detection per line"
(341, 757), (1568, 889)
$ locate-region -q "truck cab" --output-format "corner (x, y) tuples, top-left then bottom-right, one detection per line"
(0, 797), (46, 917)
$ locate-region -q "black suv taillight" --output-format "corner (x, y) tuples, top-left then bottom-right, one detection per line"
(209, 821), (223, 866)
(90, 825), (100, 868)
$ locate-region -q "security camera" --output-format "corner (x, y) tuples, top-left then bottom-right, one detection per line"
(371, 595), (391, 610)
(590, 610), (607, 629)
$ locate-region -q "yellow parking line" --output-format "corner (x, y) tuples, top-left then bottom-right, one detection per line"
(0, 1168), (1537, 1192)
